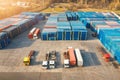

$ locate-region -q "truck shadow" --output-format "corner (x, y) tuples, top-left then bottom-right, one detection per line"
(56, 52), (62, 68)
(80, 50), (101, 67)
(30, 51), (42, 66)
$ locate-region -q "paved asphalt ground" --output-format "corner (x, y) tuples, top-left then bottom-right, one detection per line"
(0, 21), (120, 80)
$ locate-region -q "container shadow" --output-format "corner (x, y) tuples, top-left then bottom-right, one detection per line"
(30, 51), (42, 66)
(80, 50), (101, 67)
(86, 28), (98, 40)
(4, 28), (36, 49)
(2, 20), (46, 50)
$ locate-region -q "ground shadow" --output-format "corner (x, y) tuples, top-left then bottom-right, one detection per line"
(2, 20), (47, 50)
(80, 50), (101, 67)
(4, 28), (36, 50)
(56, 52), (62, 68)
(30, 51), (42, 66)
(86, 28), (98, 40)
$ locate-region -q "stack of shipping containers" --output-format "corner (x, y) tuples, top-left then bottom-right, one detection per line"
(57, 13), (71, 40)
(0, 12), (45, 49)
(1, 11), (120, 64)
(41, 14), (58, 40)
(99, 29), (120, 64)
(70, 21), (87, 40)
(57, 21), (71, 40)
(77, 12), (120, 63)
(66, 12), (87, 40)
(41, 12), (88, 40)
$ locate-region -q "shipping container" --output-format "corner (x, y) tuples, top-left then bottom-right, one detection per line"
(0, 32), (10, 49)
(12, 19), (30, 33)
(68, 48), (76, 66)
(74, 49), (83, 66)
(80, 30), (87, 40)
(99, 29), (120, 64)
(64, 30), (72, 40)
(57, 29), (64, 40)
(41, 28), (57, 40)
(2, 26), (20, 39)
(57, 17), (68, 22)
(66, 12), (72, 21)
(72, 30), (79, 40)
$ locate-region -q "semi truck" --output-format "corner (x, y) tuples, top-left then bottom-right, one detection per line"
(42, 51), (57, 69)
(42, 53), (49, 69)
(33, 28), (40, 39)
(23, 50), (35, 66)
(63, 47), (76, 68)
(48, 51), (56, 69)
(74, 48), (83, 66)
(28, 27), (36, 39)
(63, 51), (70, 68)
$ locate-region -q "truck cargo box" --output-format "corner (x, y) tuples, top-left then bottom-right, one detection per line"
(68, 48), (76, 66)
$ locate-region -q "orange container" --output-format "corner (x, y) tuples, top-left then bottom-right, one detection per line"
(68, 48), (76, 66)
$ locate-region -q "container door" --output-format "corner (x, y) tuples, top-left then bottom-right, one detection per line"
(73, 31), (79, 40)
(65, 31), (71, 40)
(42, 33), (47, 40)
(57, 31), (63, 40)
(81, 31), (87, 40)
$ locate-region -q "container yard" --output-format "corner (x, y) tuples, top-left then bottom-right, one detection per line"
(0, 11), (120, 80)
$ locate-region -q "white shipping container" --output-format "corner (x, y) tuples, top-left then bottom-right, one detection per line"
(30, 27), (36, 33)
(75, 48), (83, 66)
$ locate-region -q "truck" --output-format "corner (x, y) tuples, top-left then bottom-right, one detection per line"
(42, 51), (56, 69)
(63, 51), (70, 68)
(28, 27), (36, 39)
(42, 53), (49, 69)
(48, 51), (56, 69)
(97, 47), (111, 62)
(74, 48), (83, 66)
(33, 28), (40, 39)
(23, 50), (35, 66)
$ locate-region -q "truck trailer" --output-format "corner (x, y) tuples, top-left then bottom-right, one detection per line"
(74, 48), (83, 66)
(23, 50), (35, 66)
(68, 48), (76, 66)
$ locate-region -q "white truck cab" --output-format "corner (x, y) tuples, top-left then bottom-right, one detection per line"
(42, 61), (48, 69)
(64, 59), (69, 68)
(49, 60), (55, 69)
(33, 34), (37, 39)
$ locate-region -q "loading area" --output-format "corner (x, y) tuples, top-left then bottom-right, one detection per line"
(0, 20), (120, 80)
